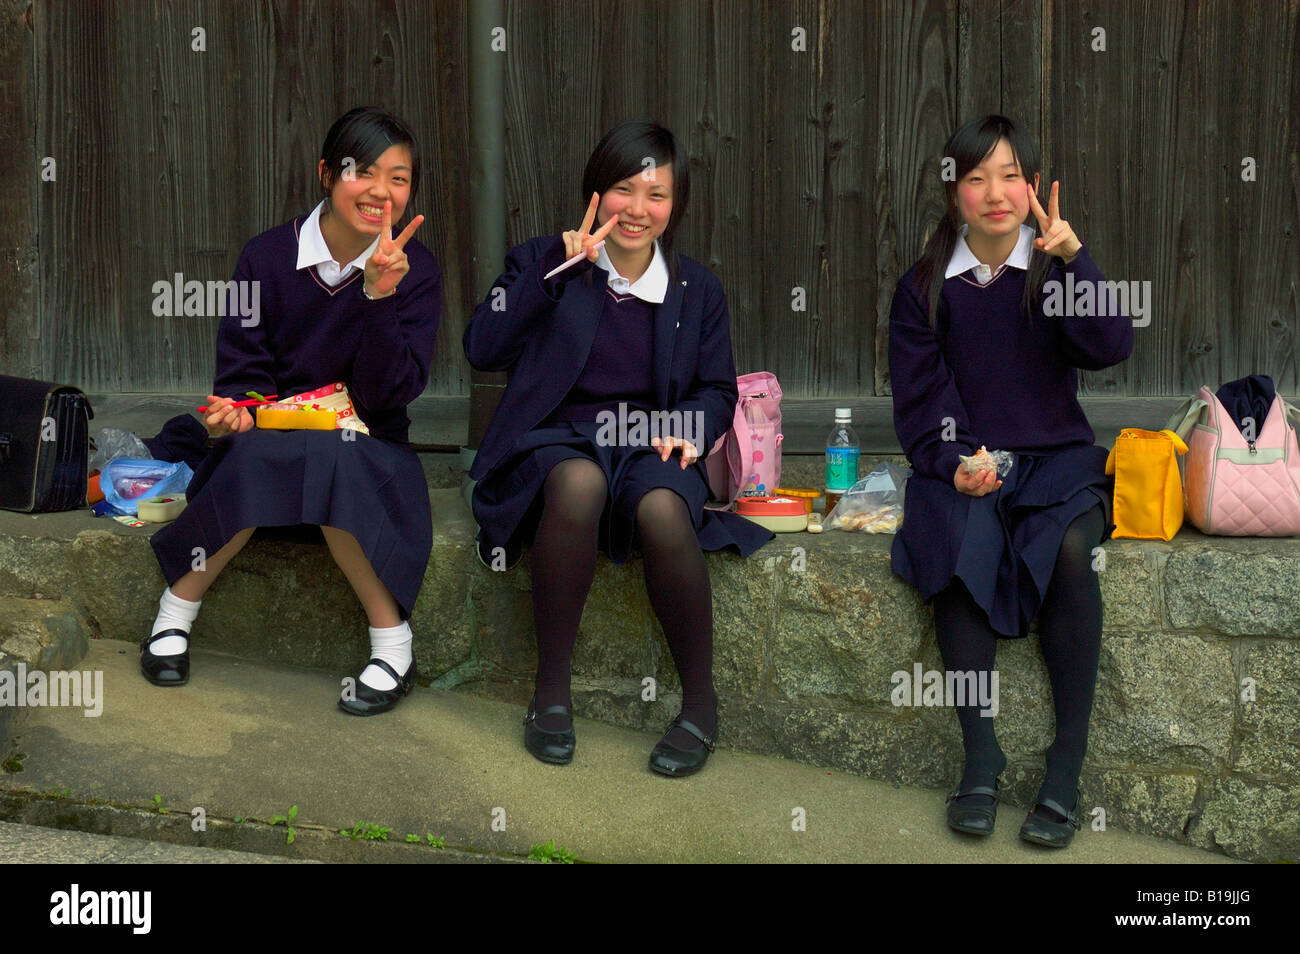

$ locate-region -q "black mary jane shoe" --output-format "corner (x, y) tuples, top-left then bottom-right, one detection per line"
(648, 716), (716, 778)
(523, 698), (575, 765)
(945, 779), (1001, 836)
(140, 629), (190, 687)
(1019, 791), (1082, 848)
(338, 658), (417, 716)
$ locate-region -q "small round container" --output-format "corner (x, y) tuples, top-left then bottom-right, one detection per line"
(736, 496), (808, 532)
(773, 487), (819, 514)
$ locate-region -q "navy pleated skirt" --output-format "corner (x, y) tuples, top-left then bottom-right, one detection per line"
(891, 443), (1113, 638)
(150, 428), (432, 620)
(472, 422), (774, 561)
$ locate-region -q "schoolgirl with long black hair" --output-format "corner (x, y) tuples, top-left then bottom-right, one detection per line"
(890, 114), (1133, 847)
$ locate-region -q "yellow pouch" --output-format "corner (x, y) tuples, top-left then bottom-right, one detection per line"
(1104, 428), (1188, 540)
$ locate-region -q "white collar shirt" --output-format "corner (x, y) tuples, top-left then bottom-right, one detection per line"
(946, 224), (1036, 285)
(596, 240), (669, 304)
(297, 200), (379, 287)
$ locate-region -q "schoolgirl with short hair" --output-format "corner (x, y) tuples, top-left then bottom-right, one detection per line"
(465, 120), (773, 777)
(144, 106), (442, 717)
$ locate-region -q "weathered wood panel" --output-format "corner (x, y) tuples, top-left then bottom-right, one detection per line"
(0, 0), (38, 380)
(29, 0), (473, 394)
(873, 0), (960, 399)
(1052, 0), (1300, 395)
(2, 0), (1296, 407)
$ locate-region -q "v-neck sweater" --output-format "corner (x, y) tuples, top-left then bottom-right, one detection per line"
(889, 246), (1134, 482)
(213, 216), (442, 443)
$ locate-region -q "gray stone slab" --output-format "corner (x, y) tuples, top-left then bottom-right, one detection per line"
(0, 819), (313, 863)
(1091, 634), (1237, 770)
(2, 640), (1234, 864)
(1165, 542), (1300, 637)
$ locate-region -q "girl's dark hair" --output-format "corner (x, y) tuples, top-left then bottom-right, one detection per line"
(318, 107), (421, 223)
(581, 120), (690, 281)
(914, 114), (1050, 329)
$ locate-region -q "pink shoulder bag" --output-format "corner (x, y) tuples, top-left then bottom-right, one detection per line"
(1166, 385), (1300, 536)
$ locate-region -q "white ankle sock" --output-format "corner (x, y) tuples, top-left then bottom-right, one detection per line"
(359, 621), (413, 691)
(149, 587), (201, 654)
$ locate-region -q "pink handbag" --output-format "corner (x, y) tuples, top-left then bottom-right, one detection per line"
(1167, 385), (1300, 536)
(705, 372), (784, 506)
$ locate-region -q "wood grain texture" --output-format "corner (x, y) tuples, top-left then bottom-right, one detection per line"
(0, 0), (38, 379)
(29, 0), (473, 395)
(875, 0), (959, 396)
(6, 0), (1297, 408)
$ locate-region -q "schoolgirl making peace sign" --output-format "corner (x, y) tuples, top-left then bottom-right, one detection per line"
(890, 114), (1133, 848)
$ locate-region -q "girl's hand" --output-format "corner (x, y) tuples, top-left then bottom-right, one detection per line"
(1027, 181), (1082, 264)
(651, 436), (700, 469)
(203, 395), (254, 437)
(954, 464), (1002, 496)
(363, 200), (425, 299)
(562, 192), (619, 262)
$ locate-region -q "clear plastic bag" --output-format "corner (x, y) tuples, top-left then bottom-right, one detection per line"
(89, 427), (151, 472)
(959, 446), (1015, 478)
(826, 462), (912, 533)
(99, 458), (194, 515)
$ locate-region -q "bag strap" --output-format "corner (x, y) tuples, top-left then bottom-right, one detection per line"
(1158, 428), (1189, 455)
(1165, 397), (1208, 441)
(729, 395), (755, 502)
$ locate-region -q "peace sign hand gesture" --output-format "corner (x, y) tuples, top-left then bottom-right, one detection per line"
(562, 192), (619, 263)
(364, 200), (425, 299)
(1027, 181), (1082, 264)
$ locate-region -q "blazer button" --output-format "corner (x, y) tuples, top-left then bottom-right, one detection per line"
(675, 321), (680, 328)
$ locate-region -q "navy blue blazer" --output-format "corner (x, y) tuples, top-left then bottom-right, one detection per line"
(464, 235), (740, 482)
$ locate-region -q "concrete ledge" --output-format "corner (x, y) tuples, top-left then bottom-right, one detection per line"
(0, 492), (1297, 862)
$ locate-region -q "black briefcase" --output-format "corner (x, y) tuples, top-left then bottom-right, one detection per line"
(0, 375), (94, 512)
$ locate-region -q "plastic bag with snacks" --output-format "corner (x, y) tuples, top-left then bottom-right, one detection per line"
(826, 462), (912, 533)
(88, 427), (150, 472)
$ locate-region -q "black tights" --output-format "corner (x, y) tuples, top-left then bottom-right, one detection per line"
(530, 458), (716, 746)
(934, 504), (1105, 813)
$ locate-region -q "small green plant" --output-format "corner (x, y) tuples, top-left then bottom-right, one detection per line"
(528, 839), (576, 864)
(269, 804), (299, 845)
(233, 816), (245, 824)
(151, 794), (167, 814)
(342, 821), (392, 842)
(49, 786), (71, 799)
(405, 833), (420, 843)
(426, 833), (445, 849)
(2, 752), (25, 773)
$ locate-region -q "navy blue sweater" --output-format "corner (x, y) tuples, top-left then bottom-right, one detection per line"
(889, 246), (1133, 482)
(464, 235), (739, 481)
(541, 287), (656, 423)
(214, 217), (442, 444)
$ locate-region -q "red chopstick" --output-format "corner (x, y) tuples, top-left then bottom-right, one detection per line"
(196, 396), (279, 413)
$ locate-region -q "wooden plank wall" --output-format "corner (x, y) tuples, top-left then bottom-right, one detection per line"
(3, 0), (1297, 399)
(22, 0), (473, 393)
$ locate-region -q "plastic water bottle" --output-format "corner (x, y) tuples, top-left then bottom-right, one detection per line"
(824, 407), (860, 513)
